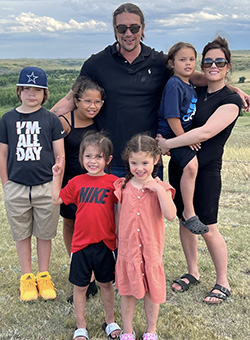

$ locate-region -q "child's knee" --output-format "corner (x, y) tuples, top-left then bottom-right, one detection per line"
(184, 158), (198, 175)
(98, 281), (113, 290)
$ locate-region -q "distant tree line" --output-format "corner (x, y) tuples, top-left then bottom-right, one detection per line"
(0, 69), (79, 110)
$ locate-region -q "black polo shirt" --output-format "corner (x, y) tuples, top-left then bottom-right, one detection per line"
(80, 43), (172, 167)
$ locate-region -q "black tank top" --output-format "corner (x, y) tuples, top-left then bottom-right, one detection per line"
(60, 111), (97, 187)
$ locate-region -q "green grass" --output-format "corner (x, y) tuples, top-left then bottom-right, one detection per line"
(0, 117), (250, 339)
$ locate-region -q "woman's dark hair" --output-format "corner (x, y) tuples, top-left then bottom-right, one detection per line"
(201, 36), (232, 66)
(72, 76), (105, 102)
(113, 3), (145, 41)
(79, 131), (113, 173)
(122, 133), (162, 188)
(167, 42), (197, 69)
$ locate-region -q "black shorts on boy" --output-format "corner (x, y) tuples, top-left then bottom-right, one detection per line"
(69, 241), (115, 287)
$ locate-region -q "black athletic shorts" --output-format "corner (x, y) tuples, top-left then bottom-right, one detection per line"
(69, 241), (115, 287)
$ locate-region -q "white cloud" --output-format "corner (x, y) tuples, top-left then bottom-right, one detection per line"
(0, 0), (250, 58)
(0, 12), (107, 34)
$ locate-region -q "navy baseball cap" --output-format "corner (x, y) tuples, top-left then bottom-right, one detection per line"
(17, 67), (48, 89)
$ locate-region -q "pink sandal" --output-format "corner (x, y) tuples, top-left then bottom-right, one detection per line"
(142, 332), (158, 340)
(120, 331), (136, 340)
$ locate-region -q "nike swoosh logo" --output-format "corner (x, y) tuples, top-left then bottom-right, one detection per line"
(61, 130), (65, 134)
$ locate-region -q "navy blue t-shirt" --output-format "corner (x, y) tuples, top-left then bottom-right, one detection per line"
(158, 75), (197, 138)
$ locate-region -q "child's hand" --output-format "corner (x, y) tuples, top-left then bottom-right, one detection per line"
(52, 155), (64, 176)
(143, 180), (159, 192)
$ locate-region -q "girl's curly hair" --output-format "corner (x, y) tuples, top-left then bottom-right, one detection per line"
(122, 133), (162, 188)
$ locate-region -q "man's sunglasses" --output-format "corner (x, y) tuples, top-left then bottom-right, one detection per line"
(115, 24), (142, 34)
(202, 58), (228, 68)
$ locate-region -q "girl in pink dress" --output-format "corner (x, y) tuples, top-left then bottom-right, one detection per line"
(114, 134), (176, 340)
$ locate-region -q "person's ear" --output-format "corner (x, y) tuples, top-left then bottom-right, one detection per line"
(168, 59), (174, 69)
(154, 155), (160, 165)
(107, 155), (113, 165)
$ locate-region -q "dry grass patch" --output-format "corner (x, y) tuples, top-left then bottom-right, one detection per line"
(0, 117), (250, 339)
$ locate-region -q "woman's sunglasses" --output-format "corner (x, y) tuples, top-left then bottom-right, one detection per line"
(115, 24), (142, 34)
(202, 58), (228, 68)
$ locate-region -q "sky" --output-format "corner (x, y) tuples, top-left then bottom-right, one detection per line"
(0, 0), (250, 59)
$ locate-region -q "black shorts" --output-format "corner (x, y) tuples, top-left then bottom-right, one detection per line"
(69, 241), (115, 287)
(60, 203), (77, 220)
(170, 146), (197, 170)
(169, 159), (221, 225)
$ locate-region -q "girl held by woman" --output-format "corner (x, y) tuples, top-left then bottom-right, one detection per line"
(157, 36), (242, 304)
(157, 41), (208, 235)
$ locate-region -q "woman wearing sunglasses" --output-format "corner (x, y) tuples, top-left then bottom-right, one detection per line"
(157, 36), (242, 304)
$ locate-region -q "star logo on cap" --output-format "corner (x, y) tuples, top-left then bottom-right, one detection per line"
(26, 72), (39, 84)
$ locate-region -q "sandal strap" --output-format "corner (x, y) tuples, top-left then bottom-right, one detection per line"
(103, 322), (121, 336)
(142, 332), (158, 340)
(181, 273), (200, 284)
(206, 291), (228, 301)
(73, 328), (89, 340)
(173, 278), (189, 291)
(204, 284), (231, 303)
(173, 273), (200, 292)
(120, 331), (136, 340)
(212, 284), (231, 297)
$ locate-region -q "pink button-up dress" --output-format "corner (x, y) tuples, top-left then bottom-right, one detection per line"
(114, 177), (175, 303)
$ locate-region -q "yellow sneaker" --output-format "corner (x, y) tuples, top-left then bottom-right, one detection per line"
(20, 273), (38, 301)
(36, 271), (57, 300)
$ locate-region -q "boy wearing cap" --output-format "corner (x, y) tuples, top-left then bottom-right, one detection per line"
(0, 67), (65, 301)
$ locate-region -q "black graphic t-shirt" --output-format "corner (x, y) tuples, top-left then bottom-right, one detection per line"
(0, 107), (65, 185)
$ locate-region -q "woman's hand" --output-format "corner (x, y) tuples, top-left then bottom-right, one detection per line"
(189, 143), (201, 151)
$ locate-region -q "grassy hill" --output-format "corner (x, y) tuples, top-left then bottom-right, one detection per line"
(0, 52), (250, 116)
(0, 58), (84, 74)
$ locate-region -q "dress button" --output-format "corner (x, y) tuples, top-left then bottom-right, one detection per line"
(137, 229), (140, 232)
(138, 196), (140, 199)
(139, 244), (142, 247)
(137, 212), (140, 215)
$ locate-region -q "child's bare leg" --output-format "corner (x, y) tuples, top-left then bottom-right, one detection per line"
(37, 238), (51, 272)
(98, 281), (121, 337)
(16, 237), (32, 274)
(120, 295), (137, 334)
(74, 285), (88, 330)
(180, 156), (198, 221)
(144, 292), (159, 334)
(62, 218), (74, 257)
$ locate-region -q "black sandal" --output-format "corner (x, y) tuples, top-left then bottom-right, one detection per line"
(172, 273), (200, 292)
(203, 284), (231, 304)
(181, 216), (209, 234)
